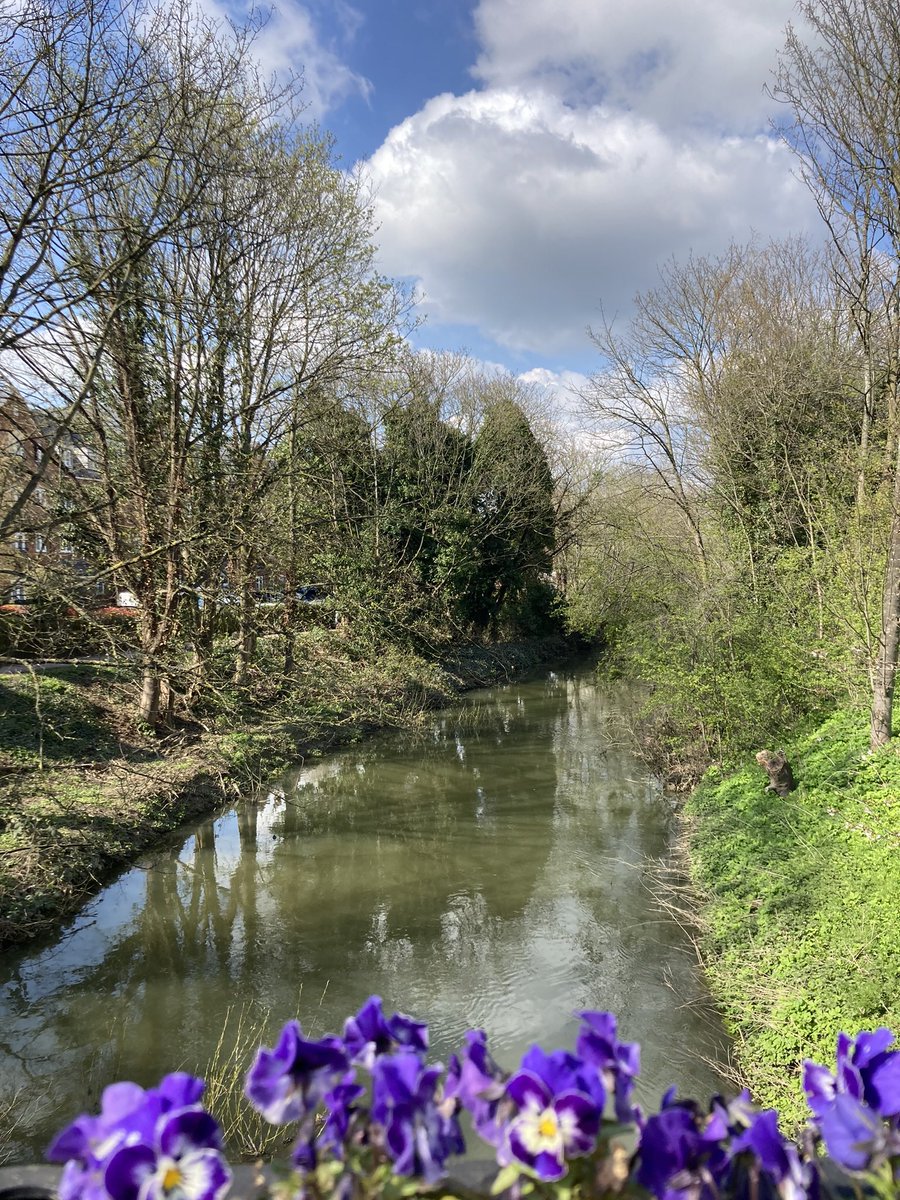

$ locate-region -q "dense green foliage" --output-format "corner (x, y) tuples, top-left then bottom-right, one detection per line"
(565, 240), (886, 776)
(563, 237), (900, 1117)
(686, 708), (900, 1126)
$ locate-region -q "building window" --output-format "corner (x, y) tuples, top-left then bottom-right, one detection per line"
(34, 487), (45, 507)
(34, 533), (46, 553)
(13, 531), (27, 552)
(35, 446), (44, 464)
(61, 537), (74, 555)
(61, 448), (74, 469)
(10, 581), (25, 602)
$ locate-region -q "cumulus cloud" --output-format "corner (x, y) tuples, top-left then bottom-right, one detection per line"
(517, 366), (591, 430)
(361, 0), (825, 361)
(366, 85), (816, 356)
(519, 366), (590, 395)
(472, 0), (800, 134)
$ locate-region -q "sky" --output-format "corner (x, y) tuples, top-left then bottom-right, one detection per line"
(211, 0), (822, 399)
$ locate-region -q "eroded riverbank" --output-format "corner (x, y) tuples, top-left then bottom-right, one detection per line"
(0, 636), (572, 951)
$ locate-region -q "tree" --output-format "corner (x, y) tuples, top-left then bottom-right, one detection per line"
(577, 238), (872, 764)
(470, 397), (556, 635)
(774, 0), (900, 746)
(0, 0), (273, 543)
(46, 2), (298, 723)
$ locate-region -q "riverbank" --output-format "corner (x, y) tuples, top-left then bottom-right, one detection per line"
(681, 706), (900, 1127)
(0, 631), (572, 951)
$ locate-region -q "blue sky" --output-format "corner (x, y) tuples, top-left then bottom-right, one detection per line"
(214, 0), (822, 402)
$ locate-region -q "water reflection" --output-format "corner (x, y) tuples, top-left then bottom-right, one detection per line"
(0, 669), (731, 1162)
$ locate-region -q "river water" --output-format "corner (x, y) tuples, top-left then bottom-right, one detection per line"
(0, 666), (732, 1163)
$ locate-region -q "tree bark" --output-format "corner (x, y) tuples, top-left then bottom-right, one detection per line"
(139, 662), (161, 727)
(871, 437), (900, 746)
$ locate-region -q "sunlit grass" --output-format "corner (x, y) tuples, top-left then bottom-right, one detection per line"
(202, 986), (335, 1162)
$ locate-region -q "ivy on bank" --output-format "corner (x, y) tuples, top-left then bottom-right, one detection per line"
(685, 707), (900, 1129)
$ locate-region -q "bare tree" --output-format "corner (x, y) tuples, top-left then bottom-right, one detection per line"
(43, 1), (300, 724)
(774, 0), (900, 746)
(0, 0), (278, 541)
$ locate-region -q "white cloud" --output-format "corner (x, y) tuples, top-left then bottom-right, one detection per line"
(518, 366), (590, 431)
(366, 85), (817, 356)
(519, 366), (590, 395)
(205, 0), (371, 119)
(472, 0), (800, 134)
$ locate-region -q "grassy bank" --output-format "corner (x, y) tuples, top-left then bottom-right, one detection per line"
(0, 631), (570, 951)
(683, 706), (900, 1127)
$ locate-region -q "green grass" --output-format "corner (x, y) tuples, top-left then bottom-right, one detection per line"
(0, 667), (133, 769)
(685, 707), (900, 1127)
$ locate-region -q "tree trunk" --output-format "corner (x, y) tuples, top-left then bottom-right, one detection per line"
(234, 563), (255, 687)
(871, 439), (900, 747)
(282, 588), (297, 676)
(139, 662), (161, 726)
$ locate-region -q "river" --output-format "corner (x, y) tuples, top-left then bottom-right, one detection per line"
(0, 665), (732, 1164)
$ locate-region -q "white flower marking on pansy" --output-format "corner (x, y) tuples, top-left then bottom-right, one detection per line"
(143, 1154), (217, 1200)
(516, 1100), (577, 1156)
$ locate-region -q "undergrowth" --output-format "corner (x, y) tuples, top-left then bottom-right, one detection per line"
(685, 706), (900, 1128)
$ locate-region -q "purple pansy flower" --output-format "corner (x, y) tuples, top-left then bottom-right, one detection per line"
(342, 995), (428, 1069)
(371, 1051), (464, 1183)
(103, 1107), (230, 1200)
(47, 1075), (215, 1200)
(730, 1108), (819, 1200)
(245, 1019), (349, 1124)
(445, 1029), (508, 1147)
(49, 1083), (156, 1200)
(577, 1010), (642, 1124)
(501, 1046), (604, 1181)
(635, 1095), (730, 1200)
(803, 1028), (900, 1173)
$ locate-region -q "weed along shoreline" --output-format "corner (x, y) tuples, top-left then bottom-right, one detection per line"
(670, 706), (900, 1129)
(0, 634), (575, 953)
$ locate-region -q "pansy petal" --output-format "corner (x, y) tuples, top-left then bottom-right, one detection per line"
(158, 1108), (223, 1157)
(47, 1115), (98, 1163)
(506, 1068), (551, 1111)
(343, 996), (392, 1063)
(388, 1010), (429, 1053)
(801, 1061), (836, 1117)
(870, 1053), (900, 1117)
(164, 1150), (231, 1200)
(384, 1115), (416, 1176)
(104, 1144), (157, 1200)
(100, 1083), (148, 1122)
(853, 1028), (895, 1067)
(555, 1091), (601, 1154)
(157, 1075), (205, 1110)
(732, 1110), (787, 1177)
(818, 1094), (880, 1172)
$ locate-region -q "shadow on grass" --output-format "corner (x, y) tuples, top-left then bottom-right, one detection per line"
(0, 671), (153, 768)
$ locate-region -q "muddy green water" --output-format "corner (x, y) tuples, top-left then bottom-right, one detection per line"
(0, 667), (732, 1163)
